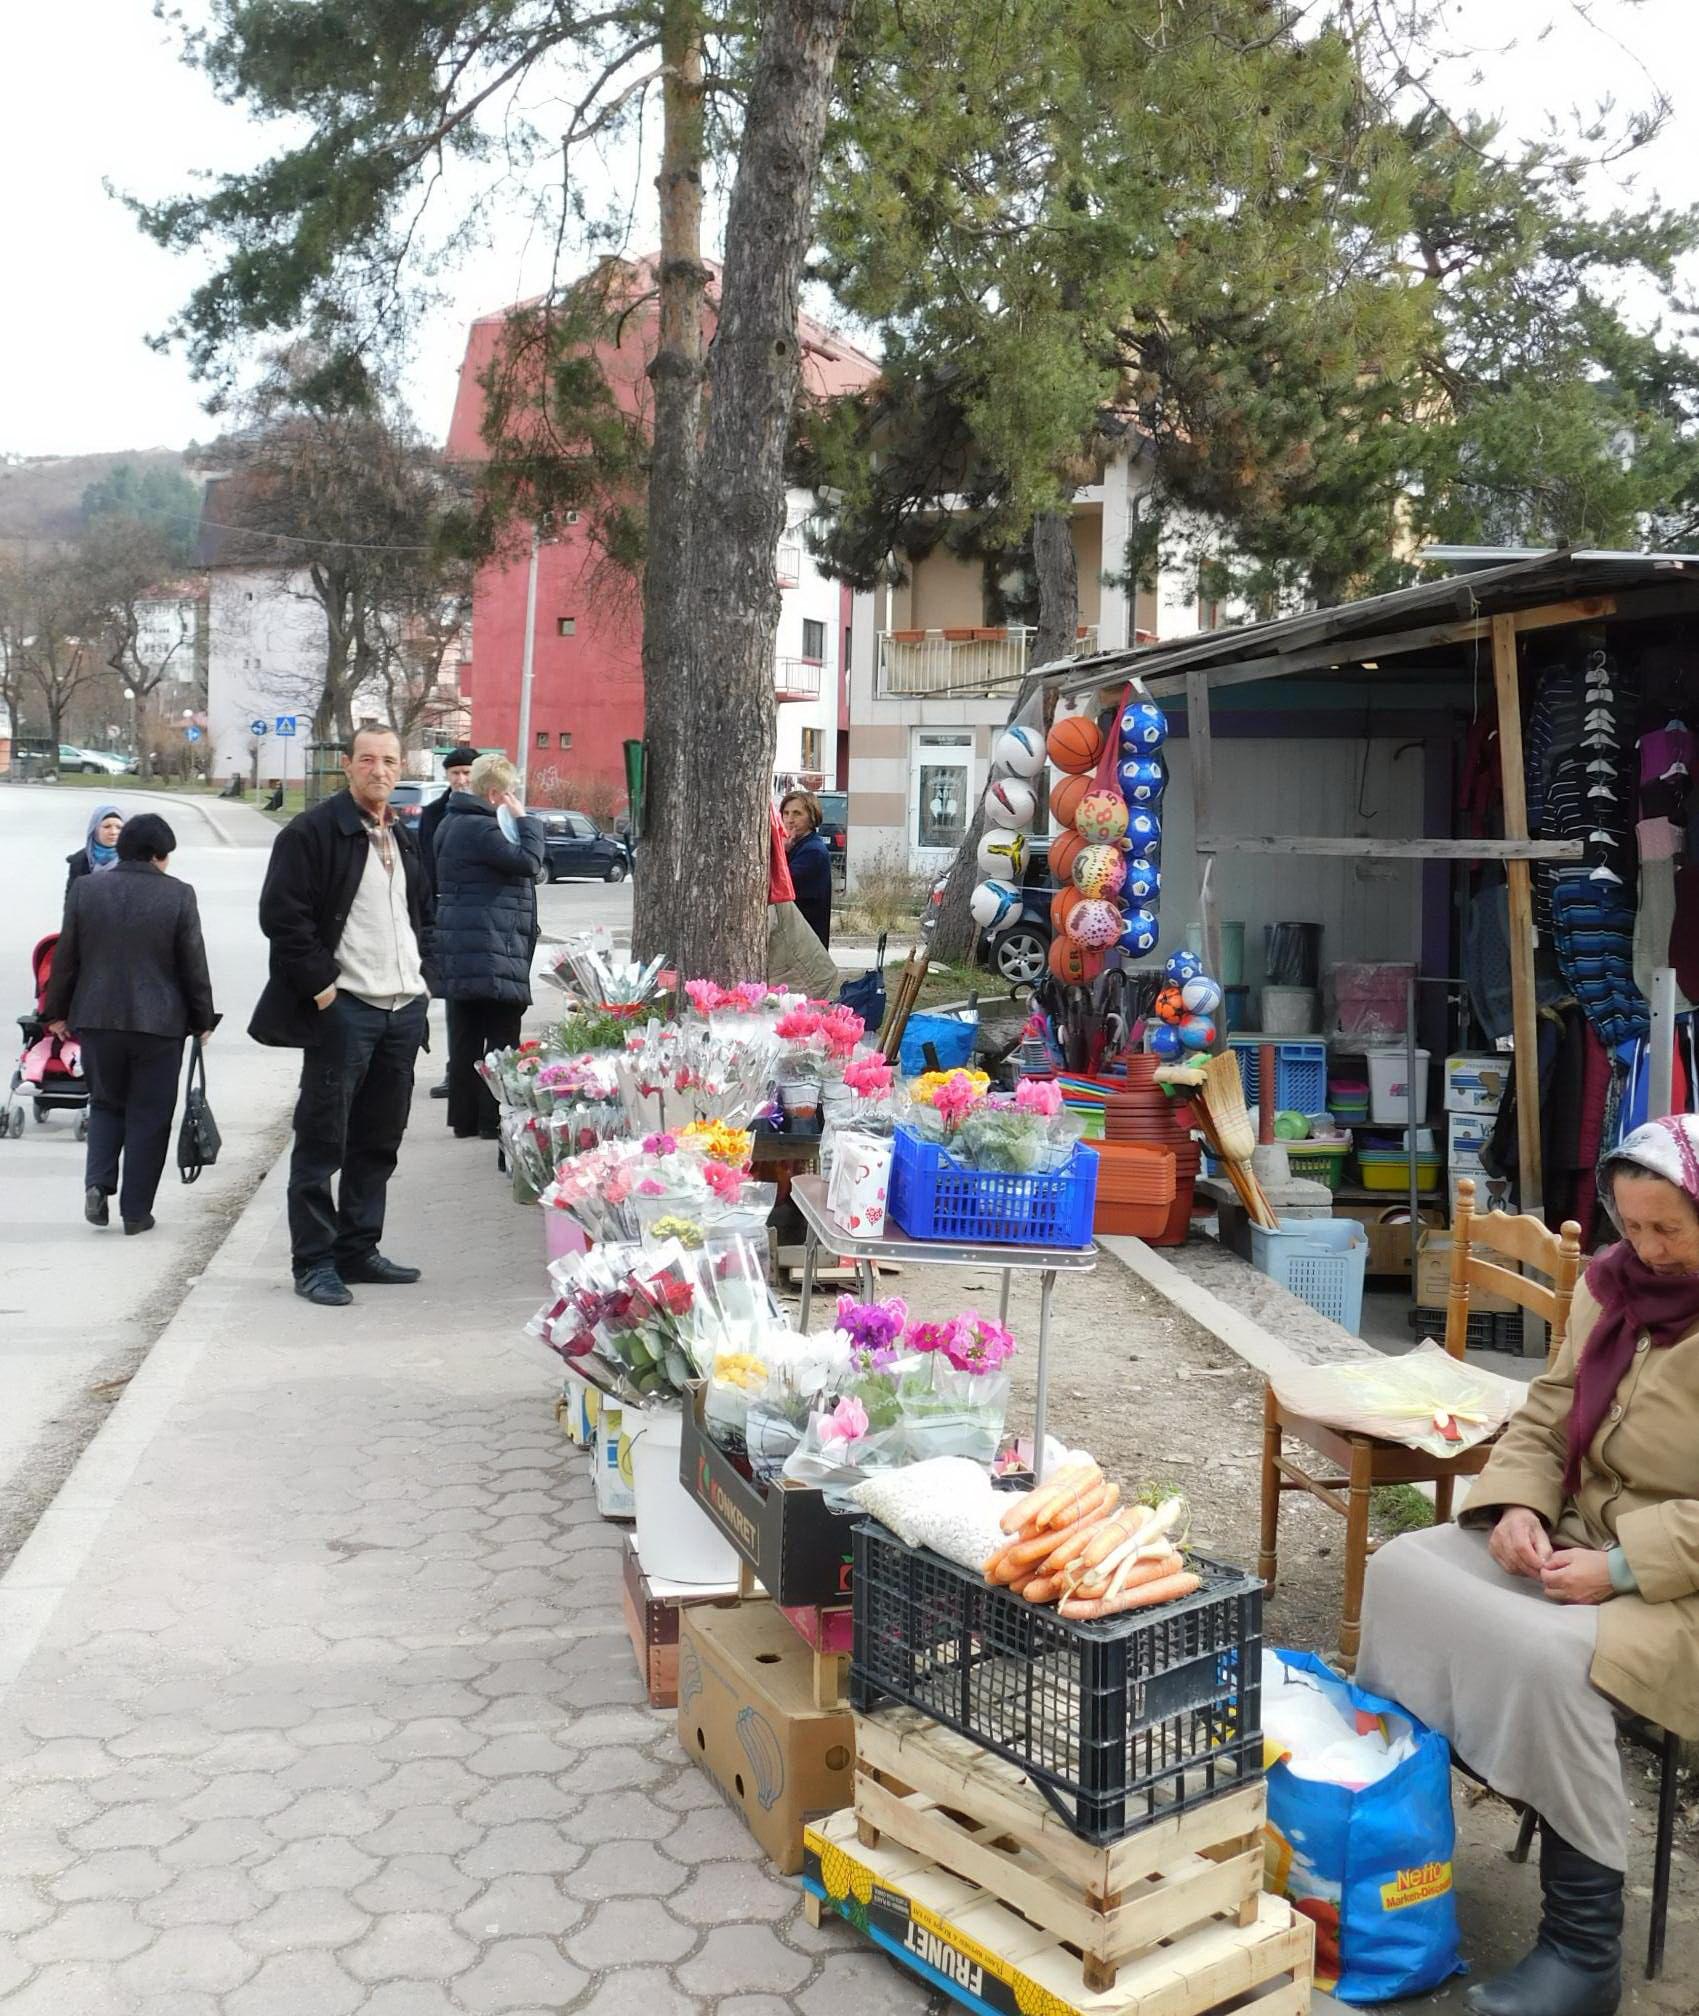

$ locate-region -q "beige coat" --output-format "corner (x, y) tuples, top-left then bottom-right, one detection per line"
(1462, 1277), (1699, 1739)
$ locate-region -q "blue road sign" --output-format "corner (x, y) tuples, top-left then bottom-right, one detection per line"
(184, 725), (203, 743)
(250, 718), (268, 738)
(275, 715), (298, 738)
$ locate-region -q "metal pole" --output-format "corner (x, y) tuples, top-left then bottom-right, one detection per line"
(1406, 975), (1420, 1299)
(1649, 967), (1679, 1120)
(515, 523), (541, 798)
(1033, 1269), (1057, 1482)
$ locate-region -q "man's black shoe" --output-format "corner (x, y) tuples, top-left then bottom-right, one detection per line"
(296, 1268), (354, 1307)
(123, 1215), (155, 1236)
(339, 1254), (422, 1286)
(430, 1076), (450, 1098)
(85, 1187), (110, 1227)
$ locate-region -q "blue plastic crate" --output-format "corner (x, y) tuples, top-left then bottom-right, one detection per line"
(888, 1130), (1099, 1248)
(1249, 1216), (1368, 1332)
(1229, 1038), (1328, 1115)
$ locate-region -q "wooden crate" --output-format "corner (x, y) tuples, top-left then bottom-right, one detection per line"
(852, 1710), (1268, 1996)
(804, 1805), (1311, 2016)
(620, 1538), (736, 1710)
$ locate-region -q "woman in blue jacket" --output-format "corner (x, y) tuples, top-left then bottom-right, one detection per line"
(433, 754), (545, 1139)
(781, 789), (833, 950)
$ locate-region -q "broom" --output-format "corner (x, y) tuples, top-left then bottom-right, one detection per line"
(1202, 1051), (1279, 1230)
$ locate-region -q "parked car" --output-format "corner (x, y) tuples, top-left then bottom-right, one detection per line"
(922, 837), (1052, 988)
(388, 781), (447, 829)
(816, 789), (848, 888)
(528, 807), (632, 883)
(59, 744), (129, 776)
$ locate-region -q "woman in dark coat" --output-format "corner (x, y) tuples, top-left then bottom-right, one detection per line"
(44, 813), (219, 1234)
(781, 789), (833, 949)
(66, 804), (124, 895)
(434, 753), (545, 1139)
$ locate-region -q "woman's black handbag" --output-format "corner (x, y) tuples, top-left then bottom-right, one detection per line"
(177, 1037), (222, 1184)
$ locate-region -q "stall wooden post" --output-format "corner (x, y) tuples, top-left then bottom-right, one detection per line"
(1186, 670), (1226, 1047)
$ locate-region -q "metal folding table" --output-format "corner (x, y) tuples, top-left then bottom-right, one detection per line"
(790, 1174), (1097, 1479)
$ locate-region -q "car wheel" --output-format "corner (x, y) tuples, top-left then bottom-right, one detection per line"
(81, 762), (99, 774)
(993, 925), (1048, 988)
(545, 860), (560, 884)
(604, 857), (628, 883)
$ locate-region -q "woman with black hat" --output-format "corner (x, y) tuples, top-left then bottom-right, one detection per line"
(421, 746), (479, 1097)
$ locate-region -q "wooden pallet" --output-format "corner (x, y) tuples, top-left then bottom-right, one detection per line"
(804, 1806), (1311, 2016)
(852, 1710), (1268, 1996)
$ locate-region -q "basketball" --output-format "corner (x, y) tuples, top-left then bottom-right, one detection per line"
(1049, 774), (1090, 827)
(976, 829), (1025, 880)
(1074, 790), (1129, 844)
(986, 777), (1038, 830)
(1123, 857), (1159, 904)
(1046, 714), (1103, 776)
(1050, 885), (1085, 934)
(969, 879), (1023, 931)
(1067, 898), (1124, 950)
(1072, 844), (1127, 899)
(994, 724), (1046, 778)
(1047, 829), (1085, 884)
(1049, 936), (1105, 986)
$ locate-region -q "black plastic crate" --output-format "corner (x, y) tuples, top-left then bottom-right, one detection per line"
(1408, 1305), (1521, 1353)
(851, 1522), (1262, 1845)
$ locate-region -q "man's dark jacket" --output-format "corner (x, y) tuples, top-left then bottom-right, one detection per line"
(417, 785), (452, 897)
(432, 796), (545, 1006)
(249, 789), (437, 1048)
(44, 861), (217, 1039)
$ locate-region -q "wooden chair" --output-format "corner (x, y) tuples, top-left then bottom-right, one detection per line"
(1257, 1177), (1582, 1672)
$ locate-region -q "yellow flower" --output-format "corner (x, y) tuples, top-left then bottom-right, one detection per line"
(680, 1120), (754, 1168)
(910, 1068), (989, 1107)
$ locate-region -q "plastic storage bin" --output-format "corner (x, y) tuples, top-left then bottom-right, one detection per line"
(888, 1130), (1099, 1248)
(1249, 1216), (1369, 1332)
(1367, 1048), (1431, 1124)
(1228, 1038), (1328, 1114)
(1356, 1150), (1443, 1193)
(1285, 1139), (1351, 1190)
(852, 1524), (1263, 1843)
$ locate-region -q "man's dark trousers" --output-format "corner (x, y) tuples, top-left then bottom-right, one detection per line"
(287, 994), (427, 1281)
(82, 1029), (184, 1222)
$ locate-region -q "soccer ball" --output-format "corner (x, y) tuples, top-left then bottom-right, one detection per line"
(1147, 1022), (1183, 1060)
(986, 777), (1038, 831)
(1067, 898), (1124, 949)
(976, 830), (1025, 880)
(1123, 857), (1159, 904)
(1074, 790), (1130, 844)
(1177, 1014), (1216, 1051)
(1126, 810), (1161, 858)
(1153, 985), (1185, 1026)
(1164, 950), (1203, 985)
(969, 879), (1023, 931)
(1120, 700), (1168, 751)
(1072, 844), (1127, 900)
(1120, 909), (1160, 957)
(1181, 975), (1224, 1016)
(1117, 755), (1165, 806)
(993, 724), (1046, 778)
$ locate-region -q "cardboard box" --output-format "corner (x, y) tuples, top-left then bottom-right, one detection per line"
(1415, 1230), (1517, 1314)
(621, 1536), (737, 1710)
(1331, 1199), (1444, 1277)
(681, 1383), (858, 1606)
(1445, 1053), (1508, 1115)
(1448, 1110), (1493, 1178)
(595, 1398), (635, 1519)
(677, 1599), (854, 1874)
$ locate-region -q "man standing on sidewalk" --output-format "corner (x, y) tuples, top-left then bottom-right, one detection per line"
(250, 724), (438, 1307)
(420, 744), (477, 1102)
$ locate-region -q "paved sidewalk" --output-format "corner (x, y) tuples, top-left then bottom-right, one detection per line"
(0, 1098), (924, 2015)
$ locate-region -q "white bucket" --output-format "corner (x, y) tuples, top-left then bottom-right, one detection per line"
(628, 1405), (739, 1585)
(1260, 986), (1319, 1036)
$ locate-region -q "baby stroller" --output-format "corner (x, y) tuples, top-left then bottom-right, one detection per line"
(4, 935), (89, 1142)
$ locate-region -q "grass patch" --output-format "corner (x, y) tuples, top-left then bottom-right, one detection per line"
(1370, 1484), (1435, 1536)
(26, 773), (216, 793)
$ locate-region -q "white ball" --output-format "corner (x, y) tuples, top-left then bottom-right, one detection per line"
(1181, 975), (1223, 1015)
(994, 724), (1046, 779)
(970, 879), (1023, 930)
(976, 830), (1026, 880)
(986, 778), (1037, 831)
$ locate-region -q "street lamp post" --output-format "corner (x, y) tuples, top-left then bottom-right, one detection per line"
(515, 522), (542, 801)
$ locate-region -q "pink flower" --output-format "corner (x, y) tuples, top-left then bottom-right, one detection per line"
(942, 1311), (1017, 1374)
(685, 979), (720, 1014)
(819, 1395), (870, 1448)
(843, 1052), (894, 1099)
(1015, 1078), (1062, 1118)
(642, 1132), (678, 1156)
(932, 1073), (977, 1125)
(775, 1005), (824, 1041)
(703, 1159), (742, 1201)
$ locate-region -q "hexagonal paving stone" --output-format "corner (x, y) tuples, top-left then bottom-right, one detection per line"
(670, 1859), (802, 1925)
(563, 1895), (696, 1968)
(343, 1909), (480, 1982)
(137, 1867), (271, 1929)
(351, 1853), (483, 1917)
(560, 1838), (687, 1901)
(225, 1950), (364, 2016)
(358, 1804), (483, 1858)
(661, 1800), (770, 1865)
(0, 1875), (57, 1936)
(251, 1838), (381, 1894)
(798, 1947), (931, 2015)
(453, 1873), (585, 1941)
(115, 1926), (260, 1996)
(49, 1849), (172, 1904)
(571, 1964), (705, 2016)
(235, 1886), (372, 1953)
(0, 1959), (141, 2015)
(18, 1898), (155, 1965)
(675, 1922), (813, 1996)
(452, 1938), (588, 2014)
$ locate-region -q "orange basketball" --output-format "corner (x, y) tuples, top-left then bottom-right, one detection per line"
(1048, 829), (1085, 884)
(1049, 937), (1105, 987)
(1050, 885), (1085, 934)
(1046, 714), (1104, 776)
(1049, 774), (1089, 827)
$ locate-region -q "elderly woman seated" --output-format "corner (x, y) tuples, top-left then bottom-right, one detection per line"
(1358, 1115), (1699, 2016)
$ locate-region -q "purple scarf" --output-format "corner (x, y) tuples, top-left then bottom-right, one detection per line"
(1569, 1241), (1699, 1490)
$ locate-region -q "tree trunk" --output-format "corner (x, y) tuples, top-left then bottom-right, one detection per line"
(632, 0), (707, 964)
(931, 507), (1079, 964)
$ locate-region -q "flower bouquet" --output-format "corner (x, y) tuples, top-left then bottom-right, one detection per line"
(544, 928), (670, 1018)
(903, 1071), (1079, 1173)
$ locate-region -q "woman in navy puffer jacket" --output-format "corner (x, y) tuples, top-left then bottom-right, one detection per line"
(433, 753), (546, 1139)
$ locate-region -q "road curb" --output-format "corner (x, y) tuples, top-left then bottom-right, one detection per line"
(0, 1141), (292, 1694)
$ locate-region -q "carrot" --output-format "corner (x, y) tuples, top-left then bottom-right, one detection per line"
(1077, 1506), (1155, 1573)
(1059, 1570), (1200, 1620)
(1034, 1460), (1104, 1529)
(1038, 1487), (1121, 1576)
(998, 1458), (1092, 1535)
(1070, 1551), (1182, 1604)
(997, 1491), (1111, 1577)
(1021, 1574), (1062, 1605)
(1009, 1572), (1037, 1596)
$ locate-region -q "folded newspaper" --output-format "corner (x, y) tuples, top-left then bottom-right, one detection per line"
(1269, 1340), (1529, 1458)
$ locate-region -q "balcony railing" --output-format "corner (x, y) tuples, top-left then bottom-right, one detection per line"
(774, 655), (823, 701)
(876, 624), (1099, 698)
(775, 538), (803, 588)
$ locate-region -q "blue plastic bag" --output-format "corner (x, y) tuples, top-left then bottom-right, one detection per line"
(1263, 1650), (1465, 2004)
(898, 1013), (978, 1078)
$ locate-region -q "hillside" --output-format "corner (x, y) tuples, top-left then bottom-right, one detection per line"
(0, 448), (194, 544)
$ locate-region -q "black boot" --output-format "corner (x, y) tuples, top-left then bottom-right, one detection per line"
(1466, 1822), (1622, 2016)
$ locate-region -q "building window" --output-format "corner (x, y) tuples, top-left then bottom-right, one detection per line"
(801, 618), (826, 663)
(558, 731), (573, 750)
(557, 617), (576, 636)
(536, 731), (549, 750)
(801, 727), (823, 773)
(912, 730), (973, 854)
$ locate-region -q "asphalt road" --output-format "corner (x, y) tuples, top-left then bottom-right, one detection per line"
(0, 783), (629, 1566)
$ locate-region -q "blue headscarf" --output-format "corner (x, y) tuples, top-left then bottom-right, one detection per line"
(86, 804), (123, 871)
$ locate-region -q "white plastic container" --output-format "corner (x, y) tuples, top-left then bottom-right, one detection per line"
(1260, 986), (1320, 1035)
(1367, 1048), (1430, 1125)
(626, 1404), (739, 1584)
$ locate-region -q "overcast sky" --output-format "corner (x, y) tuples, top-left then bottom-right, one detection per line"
(2, 0), (1697, 462)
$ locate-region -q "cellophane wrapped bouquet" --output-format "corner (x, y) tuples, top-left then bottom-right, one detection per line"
(613, 1018), (782, 1137)
(543, 929), (670, 1019)
(540, 1132), (774, 1247)
(904, 1071), (1080, 1173)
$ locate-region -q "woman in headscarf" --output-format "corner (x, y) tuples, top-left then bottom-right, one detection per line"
(66, 804), (123, 894)
(1357, 1114), (1699, 2016)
